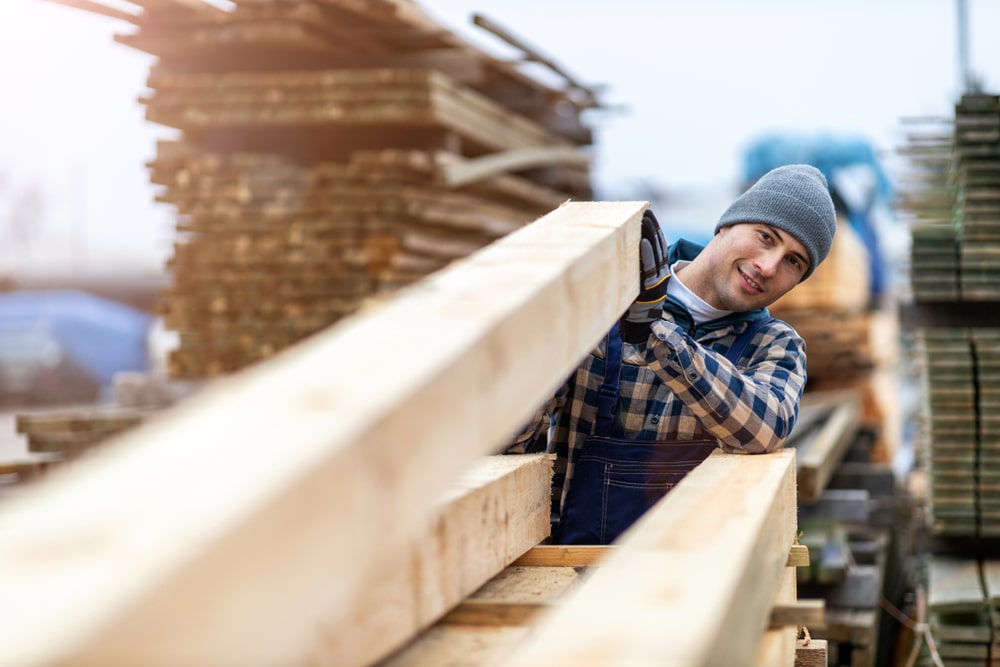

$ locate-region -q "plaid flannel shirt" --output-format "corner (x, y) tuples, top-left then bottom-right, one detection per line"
(508, 239), (808, 517)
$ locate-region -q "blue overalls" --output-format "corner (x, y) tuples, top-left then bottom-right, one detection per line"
(553, 318), (774, 545)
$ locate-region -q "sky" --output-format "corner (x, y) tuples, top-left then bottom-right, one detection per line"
(0, 0), (998, 278)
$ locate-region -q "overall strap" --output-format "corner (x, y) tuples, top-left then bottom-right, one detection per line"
(594, 323), (624, 437)
(724, 316), (774, 365)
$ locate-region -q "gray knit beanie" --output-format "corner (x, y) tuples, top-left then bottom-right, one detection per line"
(715, 164), (836, 281)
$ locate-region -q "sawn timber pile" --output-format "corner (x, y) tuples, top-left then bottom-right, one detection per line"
(108, 0), (601, 377)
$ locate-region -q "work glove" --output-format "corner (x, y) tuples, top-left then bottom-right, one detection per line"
(620, 209), (670, 343)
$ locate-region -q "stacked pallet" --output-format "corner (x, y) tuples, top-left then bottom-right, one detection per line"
(769, 217), (902, 463)
(86, 0), (599, 377)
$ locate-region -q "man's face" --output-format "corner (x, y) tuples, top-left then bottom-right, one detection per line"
(697, 223), (810, 311)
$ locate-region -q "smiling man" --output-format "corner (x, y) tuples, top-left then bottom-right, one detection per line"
(509, 164), (837, 545)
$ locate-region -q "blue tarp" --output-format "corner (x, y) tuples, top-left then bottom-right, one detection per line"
(0, 289), (152, 386)
(741, 133), (894, 301)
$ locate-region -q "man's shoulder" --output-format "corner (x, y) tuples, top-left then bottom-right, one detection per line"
(667, 238), (707, 263)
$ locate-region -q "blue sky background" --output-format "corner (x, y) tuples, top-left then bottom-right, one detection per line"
(1, 0), (998, 277)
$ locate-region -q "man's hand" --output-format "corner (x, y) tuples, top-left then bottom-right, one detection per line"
(621, 209), (670, 343)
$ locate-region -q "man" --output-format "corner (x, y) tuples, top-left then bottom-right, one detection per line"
(509, 164), (837, 545)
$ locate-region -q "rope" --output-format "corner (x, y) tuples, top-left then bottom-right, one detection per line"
(879, 587), (944, 667)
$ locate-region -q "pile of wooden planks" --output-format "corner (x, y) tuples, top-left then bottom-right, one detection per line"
(922, 556), (1000, 666)
(916, 327), (1000, 538)
(896, 113), (958, 303)
(382, 453), (818, 667)
(0, 202), (826, 666)
(58, 0), (601, 378)
(955, 94), (1000, 300)
(0, 201), (644, 666)
(897, 93), (1000, 302)
(790, 390), (906, 666)
(0, 407), (153, 495)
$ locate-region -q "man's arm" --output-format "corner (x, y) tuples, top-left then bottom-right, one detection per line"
(644, 318), (806, 453)
(501, 382), (569, 454)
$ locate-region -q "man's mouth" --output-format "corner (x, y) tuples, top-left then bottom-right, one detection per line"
(739, 269), (763, 293)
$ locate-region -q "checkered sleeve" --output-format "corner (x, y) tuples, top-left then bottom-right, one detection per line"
(646, 318), (806, 453)
(501, 379), (569, 454)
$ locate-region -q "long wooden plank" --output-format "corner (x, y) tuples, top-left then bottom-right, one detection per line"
(793, 639), (828, 667)
(796, 390), (862, 503)
(441, 147), (591, 188)
(754, 565), (798, 667)
(497, 448), (798, 666)
(310, 454), (551, 666)
(0, 200), (644, 667)
(39, 0), (139, 21)
(512, 545), (611, 567)
(769, 600), (825, 629)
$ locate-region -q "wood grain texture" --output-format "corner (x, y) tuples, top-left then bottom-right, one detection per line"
(497, 449), (799, 667)
(793, 639), (828, 667)
(310, 455), (551, 666)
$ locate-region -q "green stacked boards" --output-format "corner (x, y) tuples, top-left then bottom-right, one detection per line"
(923, 557), (1000, 666)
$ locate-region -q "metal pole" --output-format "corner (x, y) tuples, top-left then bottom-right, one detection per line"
(956, 0), (973, 93)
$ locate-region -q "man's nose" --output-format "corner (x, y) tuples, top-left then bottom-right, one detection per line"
(756, 251), (782, 277)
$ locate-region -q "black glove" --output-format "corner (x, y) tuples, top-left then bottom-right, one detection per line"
(620, 209), (670, 343)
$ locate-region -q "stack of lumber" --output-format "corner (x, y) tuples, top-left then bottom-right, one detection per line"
(896, 93), (1000, 301)
(0, 203), (827, 666)
(790, 389), (906, 666)
(0, 407), (152, 496)
(895, 114), (957, 302)
(921, 556), (1000, 666)
(917, 327), (1000, 538)
(896, 93), (1000, 302)
(956, 94), (1000, 300)
(797, 523), (888, 667)
(769, 217), (903, 463)
(60, 0), (600, 378)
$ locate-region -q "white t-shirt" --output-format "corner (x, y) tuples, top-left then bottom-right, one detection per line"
(667, 260), (733, 325)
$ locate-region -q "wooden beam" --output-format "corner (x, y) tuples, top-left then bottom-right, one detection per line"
(440, 600), (545, 626)
(796, 390), (862, 503)
(39, 0), (139, 22)
(787, 544), (810, 568)
(441, 146), (591, 188)
(794, 639), (828, 667)
(0, 201), (644, 667)
(512, 545), (611, 567)
(497, 448), (798, 666)
(129, 0), (226, 16)
(754, 565), (798, 667)
(769, 600), (825, 629)
(381, 625), (529, 667)
(310, 455), (551, 666)
(471, 13), (599, 107)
